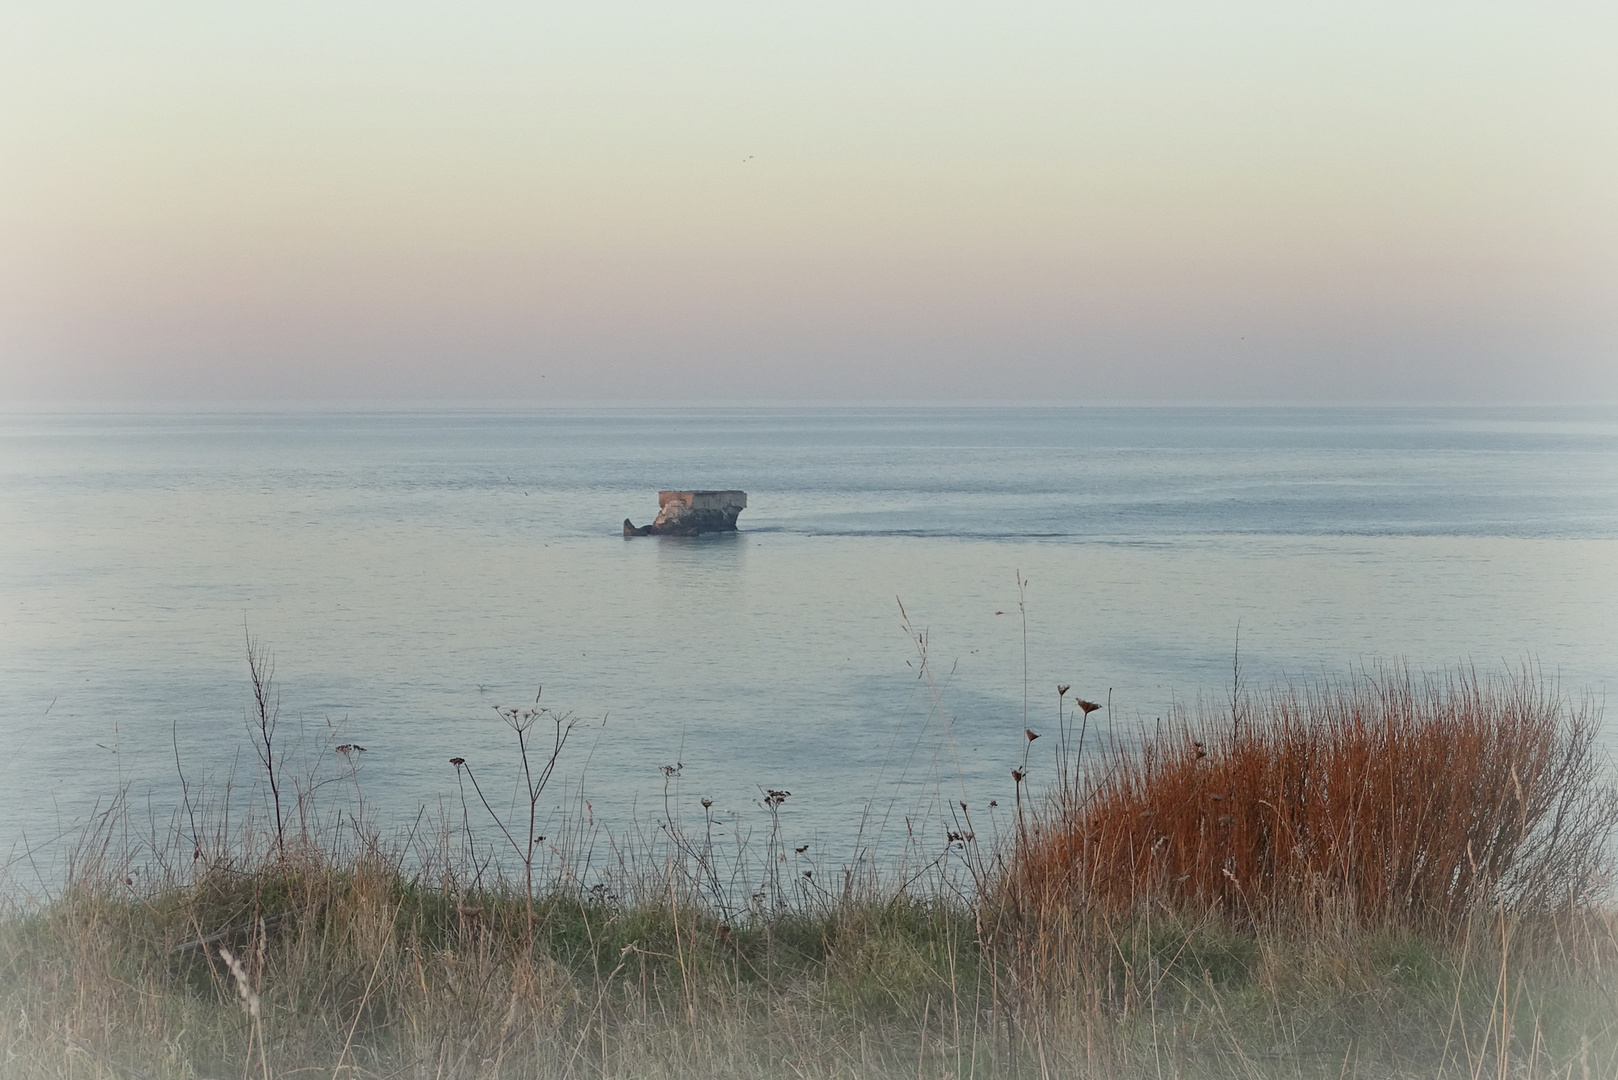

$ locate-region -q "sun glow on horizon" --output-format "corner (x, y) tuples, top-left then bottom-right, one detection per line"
(2, 2), (1614, 404)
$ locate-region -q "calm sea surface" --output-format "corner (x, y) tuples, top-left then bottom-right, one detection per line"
(3, 407), (1617, 881)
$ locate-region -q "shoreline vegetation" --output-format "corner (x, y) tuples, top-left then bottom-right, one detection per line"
(3, 650), (1616, 1078)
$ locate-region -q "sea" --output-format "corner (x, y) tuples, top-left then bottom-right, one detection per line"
(3, 406), (1616, 887)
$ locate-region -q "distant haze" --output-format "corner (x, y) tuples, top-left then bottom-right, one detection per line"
(2, 2), (1614, 405)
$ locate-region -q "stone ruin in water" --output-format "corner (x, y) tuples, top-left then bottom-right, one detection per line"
(623, 490), (747, 537)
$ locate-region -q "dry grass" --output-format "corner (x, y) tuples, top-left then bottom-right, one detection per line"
(3, 663), (1618, 1078)
(1004, 665), (1617, 933)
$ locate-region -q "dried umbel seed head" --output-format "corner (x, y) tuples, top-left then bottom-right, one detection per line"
(1057, 685), (1071, 698)
(496, 705), (538, 731)
(700, 797), (713, 809)
(449, 757), (466, 767)
(1024, 728), (1039, 741)
(1076, 700), (1102, 715)
(1011, 768), (1026, 783)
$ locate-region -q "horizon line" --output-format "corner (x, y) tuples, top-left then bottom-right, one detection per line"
(6, 398), (1618, 415)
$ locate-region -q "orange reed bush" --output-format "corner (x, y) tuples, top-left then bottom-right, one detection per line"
(1006, 666), (1616, 932)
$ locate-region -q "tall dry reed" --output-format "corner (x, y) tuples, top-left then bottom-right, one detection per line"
(1004, 665), (1617, 932)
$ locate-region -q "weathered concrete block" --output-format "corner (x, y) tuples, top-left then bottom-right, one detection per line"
(623, 490), (747, 536)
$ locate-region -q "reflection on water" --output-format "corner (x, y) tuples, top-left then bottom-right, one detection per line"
(651, 530), (749, 604)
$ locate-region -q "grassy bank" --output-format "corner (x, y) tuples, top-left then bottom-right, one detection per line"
(3, 664), (1617, 1078)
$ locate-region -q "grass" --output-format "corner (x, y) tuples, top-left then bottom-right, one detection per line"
(3, 660), (1617, 1078)
(1003, 665), (1616, 930)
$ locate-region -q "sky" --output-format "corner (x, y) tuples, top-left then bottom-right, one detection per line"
(1, 2), (1615, 406)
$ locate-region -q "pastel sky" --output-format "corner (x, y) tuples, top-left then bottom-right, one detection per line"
(2, 2), (1614, 405)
